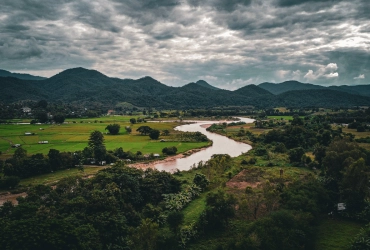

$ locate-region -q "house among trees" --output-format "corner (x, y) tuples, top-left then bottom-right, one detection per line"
(22, 107), (31, 113)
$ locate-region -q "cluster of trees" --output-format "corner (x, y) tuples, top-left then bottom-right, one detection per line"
(175, 132), (209, 142)
(0, 165), (186, 249)
(136, 126), (161, 140)
(2, 148), (78, 179)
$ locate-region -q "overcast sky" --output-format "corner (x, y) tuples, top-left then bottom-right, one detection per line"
(0, 0), (369, 89)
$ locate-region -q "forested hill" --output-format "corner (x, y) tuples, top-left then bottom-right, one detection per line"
(0, 69), (46, 80)
(1, 67), (370, 108)
(259, 81), (324, 94)
(259, 80), (370, 97)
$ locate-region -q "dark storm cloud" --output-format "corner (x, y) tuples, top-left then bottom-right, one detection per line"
(187, 0), (252, 12)
(277, 0), (339, 7)
(0, 0), (368, 87)
(324, 50), (370, 83)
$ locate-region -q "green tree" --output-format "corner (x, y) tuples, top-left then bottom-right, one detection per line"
(130, 219), (159, 250)
(162, 146), (177, 155)
(137, 126), (152, 135)
(130, 118), (136, 124)
(202, 189), (236, 229)
(105, 124), (120, 135)
(193, 173), (209, 190)
(149, 129), (160, 140)
(125, 126), (132, 134)
(288, 147), (305, 163)
(340, 158), (370, 212)
(88, 131), (105, 149)
(88, 131), (106, 162)
(48, 149), (62, 170)
(167, 211), (184, 234)
(36, 112), (49, 123)
(53, 114), (65, 124)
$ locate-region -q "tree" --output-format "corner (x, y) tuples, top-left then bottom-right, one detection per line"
(129, 219), (159, 250)
(137, 126), (152, 135)
(288, 147), (305, 163)
(167, 211), (184, 234)
(88, 131), (105, 149)
(202, 189), (236, 229)
(162, 146), (177, 155)
(48, 149), (62, 170)
(36, 112), (48, 123)
(37, 100), (48, 109)
(130, 118), (136, 124)
(340, 158), (369, 212)
(88, 131), (106, 162)
(193, 173), (209, 190)
(125, 126), (132, 134)
(149, 129), (160, 140)
(53, 114), (65, 124)
(105, 124), (120, 135)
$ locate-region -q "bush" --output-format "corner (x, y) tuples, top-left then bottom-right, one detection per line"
(0, 176), (20, 189)
(162, 146), (177, 155)
(254, 146), (267, 156)
(149, 129), (160, 140)
(105, 124), (120, 135)
(193, 173), (209, 190)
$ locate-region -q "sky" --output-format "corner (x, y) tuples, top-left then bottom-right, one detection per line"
(0, 0), (369, 89)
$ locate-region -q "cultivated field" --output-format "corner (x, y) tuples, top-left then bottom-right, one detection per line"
(0, 116), (209, 159)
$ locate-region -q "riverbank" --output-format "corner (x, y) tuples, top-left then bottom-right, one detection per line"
(130, 147), (206, 170)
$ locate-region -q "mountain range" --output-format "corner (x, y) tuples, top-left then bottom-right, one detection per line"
(0, 69), (46, 81)
(1, 67), (370, 108)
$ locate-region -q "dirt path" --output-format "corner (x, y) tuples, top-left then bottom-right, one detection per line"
(0, 192), (27, 206)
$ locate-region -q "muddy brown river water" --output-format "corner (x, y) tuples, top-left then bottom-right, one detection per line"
(154, 117), (254, 172)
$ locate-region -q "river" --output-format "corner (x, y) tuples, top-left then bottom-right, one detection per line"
(154, 117), (254, 172)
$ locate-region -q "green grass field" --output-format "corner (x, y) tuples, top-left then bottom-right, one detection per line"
(315, 218), (364, 250)
(0, 116), (208, 158)
(267, 116), (302, 120)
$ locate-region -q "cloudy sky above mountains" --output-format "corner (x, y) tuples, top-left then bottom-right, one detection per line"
(0, 0), (369, 89)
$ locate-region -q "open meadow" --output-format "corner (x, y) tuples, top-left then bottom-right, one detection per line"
(0, 116), (209, 159)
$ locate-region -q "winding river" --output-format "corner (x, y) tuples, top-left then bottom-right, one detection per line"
(154, 117), (254, 172)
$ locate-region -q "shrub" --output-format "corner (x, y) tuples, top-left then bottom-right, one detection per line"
(162, 146), (177, 155)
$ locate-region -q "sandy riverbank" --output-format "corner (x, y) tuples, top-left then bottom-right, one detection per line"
(130, 147), (206, 170)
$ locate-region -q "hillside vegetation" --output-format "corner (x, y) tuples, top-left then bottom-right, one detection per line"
(2, 67), (370, 108)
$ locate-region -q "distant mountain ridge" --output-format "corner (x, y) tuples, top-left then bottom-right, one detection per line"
(0, 69), (46, 80)
(194, 80), (219, 90)
(1, 67), (370, 108)
(259, 80), (370, 97)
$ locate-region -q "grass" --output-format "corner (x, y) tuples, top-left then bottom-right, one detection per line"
(19, 166), (107, 187)
(267, 116), (295, 120)
(342, 127), (370, 139)
(182, 192), (208, 225)
(315, 218), (364, 250)
(0, 117), (208, 159)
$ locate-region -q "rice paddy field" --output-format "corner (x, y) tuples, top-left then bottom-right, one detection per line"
(0, 116), (209, 159)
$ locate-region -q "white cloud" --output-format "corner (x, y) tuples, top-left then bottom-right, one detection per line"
(303, 70), (316, 80)
(225, 78), (254, 90)
(325, 72), (339, 78)
(354, 74), (365, 79)
(304, 63), (339, 80)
